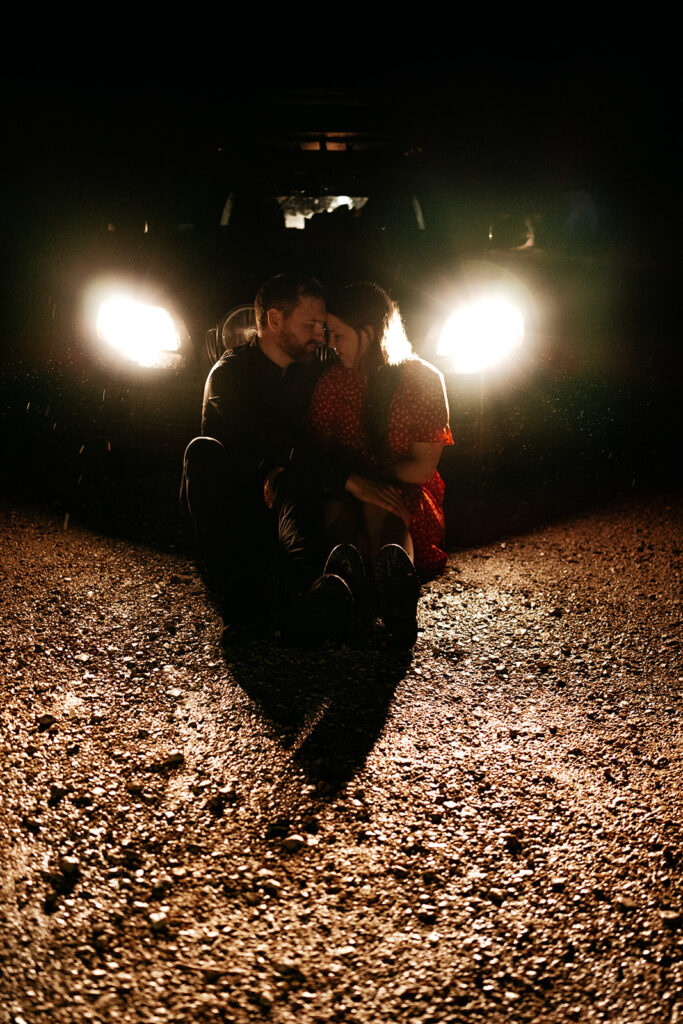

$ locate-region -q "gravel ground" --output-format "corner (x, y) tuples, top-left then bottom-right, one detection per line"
(1, 487), (682, 1024)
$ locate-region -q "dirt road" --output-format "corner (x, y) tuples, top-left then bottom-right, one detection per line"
(1, 488), (682, 1023)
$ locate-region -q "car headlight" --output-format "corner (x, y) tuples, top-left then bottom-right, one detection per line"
(436, 296), (525, 374)
(95, 295), (183, 368)
(86, 283), (190, 369)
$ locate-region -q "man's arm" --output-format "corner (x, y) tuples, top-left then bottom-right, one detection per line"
(200, 356), (267, 482)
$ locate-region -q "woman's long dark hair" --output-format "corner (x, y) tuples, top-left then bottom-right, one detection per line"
(327, 282), (414, 460)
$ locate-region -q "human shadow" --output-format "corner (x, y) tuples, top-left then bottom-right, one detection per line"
(220, 632), (411, 794)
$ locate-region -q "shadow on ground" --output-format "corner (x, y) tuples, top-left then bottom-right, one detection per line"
(219, 634), (411, 793)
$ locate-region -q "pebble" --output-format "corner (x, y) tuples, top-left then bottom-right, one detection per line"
(282, 834), (305, 853)
(205, 783), (237, 815)
(60, 855), (80, 876)
(504, 833), (523, 854)
(257, 988), (275, 1009)
(48, 783), (70, 806)
(149, 751), (185, 771)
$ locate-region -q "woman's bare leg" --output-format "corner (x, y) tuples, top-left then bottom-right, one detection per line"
(323, 496), (369, 562)
(361, 504), (414, 571)
(323, 497), (414, 572)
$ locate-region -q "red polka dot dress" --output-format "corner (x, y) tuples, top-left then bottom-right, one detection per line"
(309, 358), (454, 579)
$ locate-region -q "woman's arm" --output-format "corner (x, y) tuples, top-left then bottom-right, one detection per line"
(388, 441), (445, 485)
(345, 473), (410, 525)
(342, 441), (444, 524)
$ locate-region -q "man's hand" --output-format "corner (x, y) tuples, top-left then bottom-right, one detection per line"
(345, 473), (410, 526)
(263, 467), (284, 510)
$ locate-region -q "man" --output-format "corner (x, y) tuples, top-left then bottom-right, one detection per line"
(181, 272), (351, 643)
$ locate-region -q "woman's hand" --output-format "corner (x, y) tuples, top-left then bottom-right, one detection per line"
(345, 473), (410, 526)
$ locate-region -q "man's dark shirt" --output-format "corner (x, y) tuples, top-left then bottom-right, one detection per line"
(201, 340), (344, 488)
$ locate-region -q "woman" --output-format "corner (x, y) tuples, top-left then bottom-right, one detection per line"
(308, 282), (453, 645)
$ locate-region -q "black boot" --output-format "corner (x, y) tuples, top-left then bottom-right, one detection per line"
(374, 544), (420, 649)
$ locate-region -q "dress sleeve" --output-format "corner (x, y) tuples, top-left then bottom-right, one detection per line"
(401, 360), (454, 445)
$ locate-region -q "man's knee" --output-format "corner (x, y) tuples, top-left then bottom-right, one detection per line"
(183, 436), (226, 479)
(181, 436), (231, 526)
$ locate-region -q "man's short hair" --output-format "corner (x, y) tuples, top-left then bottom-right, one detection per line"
(254, 273), (326, 331)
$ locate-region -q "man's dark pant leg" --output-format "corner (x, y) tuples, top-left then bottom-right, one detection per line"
(271, 464), (326, 600)
(180, 436), (269, 596)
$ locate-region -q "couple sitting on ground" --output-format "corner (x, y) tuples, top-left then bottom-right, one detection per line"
(181, 272), (453, 649)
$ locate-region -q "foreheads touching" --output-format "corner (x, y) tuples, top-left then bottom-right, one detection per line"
(255, 273), (326, 332)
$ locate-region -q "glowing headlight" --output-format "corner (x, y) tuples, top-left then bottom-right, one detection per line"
(96, 295), (181, 367)
(437, 297), (525, 374)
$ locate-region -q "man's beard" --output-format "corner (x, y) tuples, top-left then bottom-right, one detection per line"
(279, 326), (318, 365)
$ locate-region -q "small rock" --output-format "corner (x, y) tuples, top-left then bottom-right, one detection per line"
(37, 713), (56, 731)
(48, 783), (70, 806)
(272, 957), (305, 979)
(199, 962), (225, 982)
(150, 750), (185, 772)
(282, 834), (305, 853)
(660, 909), (683, 929)
(60, 855), (80, 876)
(148, 911), (168, 931)
(504, 833), (523, 854)
(206, 784), (237, 816)
(257, 988), (275, 1010)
